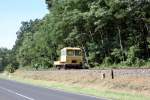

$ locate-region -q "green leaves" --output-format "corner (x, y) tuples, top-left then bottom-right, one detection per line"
(4, 0), (150, 69)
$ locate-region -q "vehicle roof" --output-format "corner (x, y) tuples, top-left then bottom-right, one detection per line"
(61, 47), (81, 50)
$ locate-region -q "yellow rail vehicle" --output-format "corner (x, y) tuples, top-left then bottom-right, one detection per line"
(54, 47), (83, 69)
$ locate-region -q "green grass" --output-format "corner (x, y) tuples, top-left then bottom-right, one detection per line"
(0, 73), (150, 100)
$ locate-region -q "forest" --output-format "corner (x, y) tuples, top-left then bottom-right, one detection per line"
(0, 0), (150, 71)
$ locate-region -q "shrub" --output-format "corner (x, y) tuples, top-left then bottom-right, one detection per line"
(103, 57), (112, 67)
(125, 46), (142, 66)
(5, 64), (15, 73)
(31, 58), (53, 70)
(111, 48), (126, 63)
(135, 58), (145, 67)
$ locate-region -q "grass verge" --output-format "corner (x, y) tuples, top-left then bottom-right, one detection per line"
(0, 73), (150, 100)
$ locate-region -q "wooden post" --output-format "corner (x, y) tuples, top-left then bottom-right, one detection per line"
(111, 69), (114, 79)
(101, 73), (105, 79)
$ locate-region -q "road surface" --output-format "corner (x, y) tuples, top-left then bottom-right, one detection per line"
(0, 78), (108, 100)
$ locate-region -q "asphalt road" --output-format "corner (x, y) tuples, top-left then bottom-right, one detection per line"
(0, 79), (108, 100)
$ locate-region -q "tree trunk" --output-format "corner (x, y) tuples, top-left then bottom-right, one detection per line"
(145, 23), (150, 58)
(117, 26), (124, 61)
(81, 44), (89, 67)
(117, 26), (123, 52)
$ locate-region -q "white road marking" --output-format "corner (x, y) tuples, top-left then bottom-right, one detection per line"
(0, 86), (35, 100)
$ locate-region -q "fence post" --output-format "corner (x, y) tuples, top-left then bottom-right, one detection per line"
(111, 69), (114, 79)
(101, 73), (105, 79)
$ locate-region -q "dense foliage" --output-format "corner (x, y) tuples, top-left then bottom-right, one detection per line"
(0, 0), (150, 71)
(0, 48), (18, 71)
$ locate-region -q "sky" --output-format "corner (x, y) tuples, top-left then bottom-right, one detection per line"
(0, 0), (48, 49)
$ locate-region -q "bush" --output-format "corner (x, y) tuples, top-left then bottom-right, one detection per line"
(125, 46), (143, 66)
(135, 58), (145, 67)
(31, 58), (53, 70)
(5, 64), (15, 73)
(103, 57), (112, 67)
(111, 48), (126, 64)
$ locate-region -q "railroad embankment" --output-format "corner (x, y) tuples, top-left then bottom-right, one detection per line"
(1, 68), (150, 99)
(11, 69), (150, 97)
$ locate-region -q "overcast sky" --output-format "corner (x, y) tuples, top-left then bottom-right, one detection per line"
(0, 0), (48, 49)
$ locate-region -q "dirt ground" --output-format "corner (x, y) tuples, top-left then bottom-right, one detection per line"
(13, 70), (150, 97)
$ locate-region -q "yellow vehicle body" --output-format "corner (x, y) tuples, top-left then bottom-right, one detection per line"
(54, 47), (83, 69)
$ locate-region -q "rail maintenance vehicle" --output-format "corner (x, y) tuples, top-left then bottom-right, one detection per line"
(54, 47), (83, 69)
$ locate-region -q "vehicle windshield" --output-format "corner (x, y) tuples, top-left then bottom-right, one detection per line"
(75, 50), (81, 56)
(67, 50), (74, 56)
(67, 50), (81, 56)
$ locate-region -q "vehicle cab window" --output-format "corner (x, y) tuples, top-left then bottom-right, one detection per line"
(75, 50), (81, 56)
(61, 49), (66, 56)
(67, 50), (74, 56)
